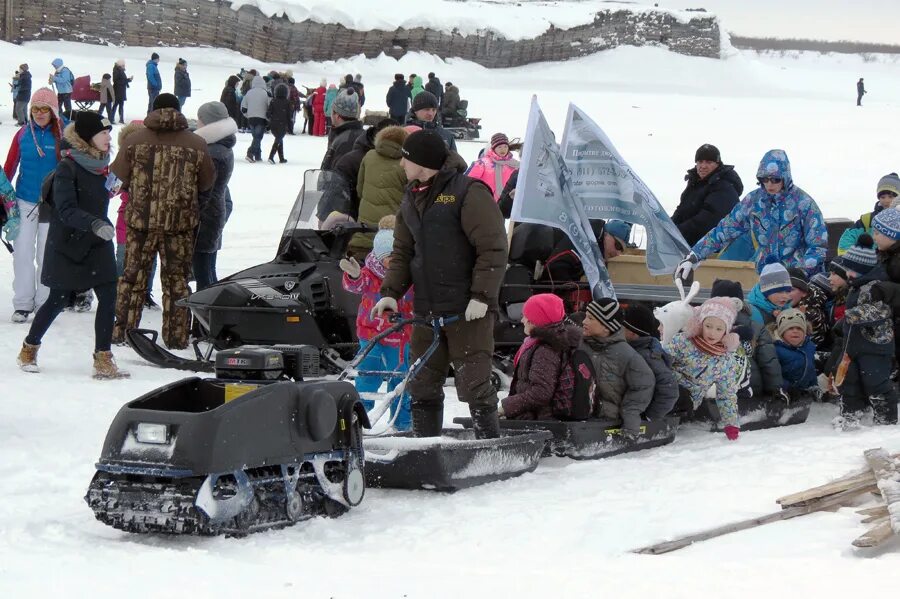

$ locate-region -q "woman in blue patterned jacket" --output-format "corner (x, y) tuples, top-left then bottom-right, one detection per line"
(675, 149), (828, 281)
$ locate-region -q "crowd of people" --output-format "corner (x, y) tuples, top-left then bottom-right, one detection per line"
(1, 52), (896, 444)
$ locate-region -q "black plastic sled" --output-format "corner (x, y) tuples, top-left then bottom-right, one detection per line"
(85, 346), (370, 536)
(363, 429), (551, 492)
(454, 416), (679, 460)
(691, 394), (812, 432)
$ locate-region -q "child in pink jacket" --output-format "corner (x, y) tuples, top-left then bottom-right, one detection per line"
(466, 132), (519, 201)
(340, 215), (414, 430)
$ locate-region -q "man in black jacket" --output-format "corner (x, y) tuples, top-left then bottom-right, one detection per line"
(385, 74), (410, 124)
(424, 72), (443, 109)
(857, 78), (866, 106)
(405, 91), (457, 152)
(671, 144), (743, 247)
(321, 88), (363, 170)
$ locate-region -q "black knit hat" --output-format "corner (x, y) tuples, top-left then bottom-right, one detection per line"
(152, 92), (181, 111)
(786, 267), (809, 292)
(401, 130), (448, 170)
(710, 278), (744, 300)
(622, 304), (660, 339)
(74, 110), (112, 142)
(695, 143), (721, 163)
(411, 91), (439, 113)
(585, 298), (623, 333)
(151, 52), (160, 60)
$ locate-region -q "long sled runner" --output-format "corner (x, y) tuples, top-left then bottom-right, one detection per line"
(85, 345), (370, 536)
(348, 315), (550, 492)
(691, 393), (812, 432)
(453, 416), (679, 460)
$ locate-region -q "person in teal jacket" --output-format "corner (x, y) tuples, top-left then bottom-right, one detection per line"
(50, 58), (75, 119)
(324, 83), (338, 133)
(746, 259), (793, 326)
(837, 172), (899, 255)
(145, 52), (162, 114)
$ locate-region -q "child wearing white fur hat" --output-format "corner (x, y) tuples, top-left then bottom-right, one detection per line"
(665, 296), (744, 440)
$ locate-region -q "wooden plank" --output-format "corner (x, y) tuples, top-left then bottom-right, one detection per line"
(776, 470), (875, 508)
(852, 519), (895, 548)
(633, 482), (878, 555)
(862, 509), (890, 524)
(863, 448), (900, 534)
(856, 505), (889, 517)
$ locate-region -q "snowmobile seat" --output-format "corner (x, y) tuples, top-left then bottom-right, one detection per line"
(363, 428), (551, 492)
(453, 416), (679, 460)
(690, 393), (812, 432)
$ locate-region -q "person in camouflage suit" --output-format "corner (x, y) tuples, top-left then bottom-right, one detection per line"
(110, 93), (215, 349)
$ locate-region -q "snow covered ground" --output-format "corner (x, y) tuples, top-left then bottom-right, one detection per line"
(3, 41), (900, 597)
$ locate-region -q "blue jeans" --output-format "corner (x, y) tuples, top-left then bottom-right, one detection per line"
(355, 341), (411, 432)
(147, 88), (160, 114)
(116, 243), (157, 301)
(247, 118), (266, 161)
(177, 96), (188, 110)
(192, 251), (218, 291)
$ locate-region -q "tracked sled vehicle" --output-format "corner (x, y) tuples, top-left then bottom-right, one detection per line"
(441, 100), (482, 140)
(85, 345), (370, 536)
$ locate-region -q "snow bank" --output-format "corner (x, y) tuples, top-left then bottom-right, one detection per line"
(222, 0), (706, 40)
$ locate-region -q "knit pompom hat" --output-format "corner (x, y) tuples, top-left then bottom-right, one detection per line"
(685, 296), (742, 351)
(873, 208), (900, 241)
(522, 293), (566, 328)
(30, 87), (59, 116)
(840, 234), (878, 275)
(877, 173), (900, 197)
(758, 257), (792, 297)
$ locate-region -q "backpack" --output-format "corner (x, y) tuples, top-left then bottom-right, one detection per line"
(38, 158), (76, 221)
(550, 345), (596, 421)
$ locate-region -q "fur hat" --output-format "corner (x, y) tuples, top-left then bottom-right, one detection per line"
(332, 88), (359, 119)
(622, 304), (660, 339)
(776, 308), (807, 339)
(686, 297), (742, 351)
(758, 258), (792, 297)
(585, 298), (623, 334)
(522, 293), (566, 328)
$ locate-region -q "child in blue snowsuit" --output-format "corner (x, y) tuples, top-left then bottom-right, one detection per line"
(773, 308), (817, 392)
(340, 218), (414, 431)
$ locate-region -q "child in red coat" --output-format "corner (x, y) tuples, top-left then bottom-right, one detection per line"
(340, 215), (414, 429)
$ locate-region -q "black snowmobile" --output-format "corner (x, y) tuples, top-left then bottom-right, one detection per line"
(128, 170), (370, 373)
(441, 100), (482, 141)
(85, 345), (370, 536)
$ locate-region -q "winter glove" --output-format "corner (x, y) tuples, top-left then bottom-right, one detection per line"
(724, 425), (740, 441)
(673, 252), (699, 284)
(2, 214), (20, 242)
(339, 257), (361, 279)
(91, 219), (115, 241)
(371, 296), (398, 319)
(464, 299), (488, 321)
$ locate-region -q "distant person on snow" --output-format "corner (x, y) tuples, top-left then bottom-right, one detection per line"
(670, 143), (743, 248)
(240, 75), (270, 163)
(111, 59), (132, 124)
(49, 58), (75, 120)
(321, 88), (363, 170)
(386, 73), (411, 124)
(857, 77), (866, 106)
(145, 52), (162, 114)
(173, 58), (191, 110)
(442, 82), (460, 119)
(465, 132), (519, 201)
(425, 72), (443, 110)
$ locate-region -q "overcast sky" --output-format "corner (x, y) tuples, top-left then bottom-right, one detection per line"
(650, 0), (898, 44)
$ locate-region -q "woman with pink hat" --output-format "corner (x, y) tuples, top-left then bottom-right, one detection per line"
(3, 87), (66, 323)
(465, 132), (519, 201)
(499, 293), (583, 420)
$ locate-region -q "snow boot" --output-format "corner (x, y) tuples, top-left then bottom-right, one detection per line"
(470, 405), (501, 440)
(11, 310), (30, 323)
(411, 405), (443, 438)
(93, 351), (131, 380)
(871, 394), (899, 426)
(832, 411), (862, 432)
(17, 342), (40, 373)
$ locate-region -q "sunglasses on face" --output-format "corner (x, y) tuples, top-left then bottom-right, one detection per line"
(31, 106), (51, 114)
(759, 177), (783, 185)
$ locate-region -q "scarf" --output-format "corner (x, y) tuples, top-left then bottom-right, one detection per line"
(491, 156), (518, 199)
(513, 335), (540, 367)
(63, 145), (110, 175)
(690, 335), (727, 357)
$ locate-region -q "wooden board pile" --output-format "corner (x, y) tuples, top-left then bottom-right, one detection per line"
(633, 448), (900, 554)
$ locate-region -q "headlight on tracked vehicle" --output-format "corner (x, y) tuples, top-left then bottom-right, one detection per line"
(135, 423), (170, 444)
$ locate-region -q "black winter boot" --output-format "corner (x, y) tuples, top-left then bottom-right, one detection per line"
(412, 406), (443, 438)
(470, 405), (501, 440)
(872, 393), (899, 425)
